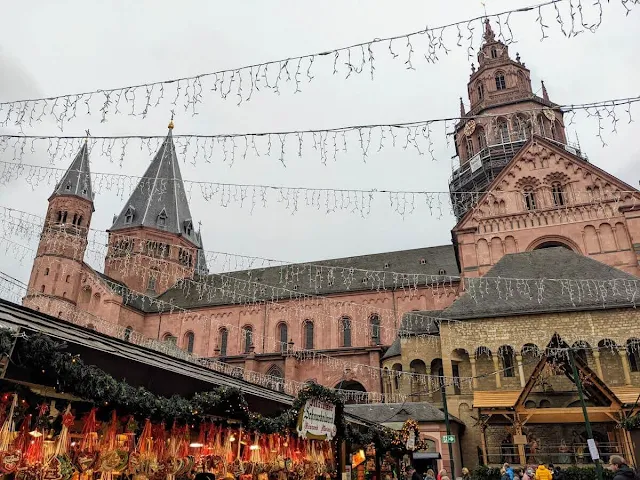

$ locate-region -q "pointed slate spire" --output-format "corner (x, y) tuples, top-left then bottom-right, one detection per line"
(109, 119), (201, 247)
(459, 97), (465, 117)
(541, 80), (549, 101)
(50, 140), (93, 203)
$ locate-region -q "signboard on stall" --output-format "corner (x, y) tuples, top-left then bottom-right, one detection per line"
(297, 398), (337, 441)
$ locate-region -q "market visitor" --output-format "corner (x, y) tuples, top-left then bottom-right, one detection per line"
(425, 468), (436, 480)
(535, 463), (553, 480)
(609, 455), (636, 480)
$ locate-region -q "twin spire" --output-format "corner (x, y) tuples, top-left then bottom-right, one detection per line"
(53, 118), (207, 270)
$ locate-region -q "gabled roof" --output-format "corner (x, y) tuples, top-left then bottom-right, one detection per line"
(109, 126), (201, 248)
(453, 135), (640, 232)
(382, 310), (443, 360)
(157, 245), (459, 310)
(443, 248), (640, 320)
(50, 141), (94, 206)
(345, 402), (463, 425)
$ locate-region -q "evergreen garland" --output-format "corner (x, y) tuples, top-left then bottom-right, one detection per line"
(0, 329), (397, 448)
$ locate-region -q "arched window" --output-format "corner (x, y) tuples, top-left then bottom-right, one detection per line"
(628, 339), (640, 372)
(77, 216), (83, 227)
(523, 186), (537, 211)
(56, 211), (63, 223)
(341, 317), (352, 347)
(124, 326), (133, 342)
(370, 314), (381, 345)
(184, 331), (195, 354)
(491, 47), (498, 59)
(61, 211), (67, 223)
(497, 119), (509, 143)
(72, 213), (78, 225)
(163, 333), (177, 345)
(495, 72), (506, 90)
(477, 82), (485, 101)
(219, 328), (228, 356)
(40, 285), (45, 293)
(573, 341), (590, 364)
(242, 326), (253, 354)
(552, 182), (566, 207)
(124, 207), (134, 224)
(267, 364), (285, 392)
(65, 275), (70, 283)
(44, 268), (50, 276)
(466, 138), (474, 158)
(537, 116), (546, 137)
(392, 363), (403, 390)
(499, 345), (515, 377)
(147, 269), (158, 291)
(303, 320), (314, 350)
(277, 322), (288, 353)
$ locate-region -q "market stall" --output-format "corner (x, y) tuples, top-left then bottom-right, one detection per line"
(0, 322), (396, 480)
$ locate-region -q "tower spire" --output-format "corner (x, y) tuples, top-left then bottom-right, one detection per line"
(541, 80), (549, 101)
(50, 139), (93, 205)
(109, 120), (199, 245)
(459, 97), (465, 117)
(483, 18), (496, 43)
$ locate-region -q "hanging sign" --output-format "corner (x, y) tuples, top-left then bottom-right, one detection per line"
(406, 431), (416, 451)
(296, 398), (337, 441)
(587, 439), (600, 460)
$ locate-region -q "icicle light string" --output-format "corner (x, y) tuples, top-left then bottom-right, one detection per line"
(2, 160), (638, 220)
(0, 234), (455, 342)
(0, 272), (632, 406)
(1, 95), (637, 168)
(0, 270), (622, 398)
(1, 0), (631, 130)
(0, 211), (638, 315)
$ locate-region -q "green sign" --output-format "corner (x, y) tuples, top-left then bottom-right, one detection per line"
(442, 435), (456, 444)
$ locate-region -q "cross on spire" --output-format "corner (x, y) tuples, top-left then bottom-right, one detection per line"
(168, 110), (175, 130)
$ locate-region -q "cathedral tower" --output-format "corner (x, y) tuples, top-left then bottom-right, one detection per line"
(104, 120), (208, 295)
(24, 141), (94, 314)
(449, 19), (581, 220)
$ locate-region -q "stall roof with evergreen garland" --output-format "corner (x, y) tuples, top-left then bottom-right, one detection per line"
(0, 298), (371, 428)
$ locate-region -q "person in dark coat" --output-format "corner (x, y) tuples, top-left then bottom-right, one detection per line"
(610, 456), (636, 480)
(407, 466), (422, 480)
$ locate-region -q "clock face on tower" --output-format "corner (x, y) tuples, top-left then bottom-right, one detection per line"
(464, 120), (477, 137)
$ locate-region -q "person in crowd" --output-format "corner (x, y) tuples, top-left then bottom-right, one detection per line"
(535, 463), (553, 480)
(407, 466), (422, 480)
(461, 468), (471, 480)
(523, 466), (535, 480)
(609, 455), (636, 480)
(437, 469), (447, 480)
(503, 463), (515, 480)
(513, 467), (523, 480)
(551, 465), (565, 480)
(425, 469), (436, 480)
(501, 467), (510, 480)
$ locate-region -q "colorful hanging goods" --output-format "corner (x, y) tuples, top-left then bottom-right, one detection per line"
(0, 395), (21, 474)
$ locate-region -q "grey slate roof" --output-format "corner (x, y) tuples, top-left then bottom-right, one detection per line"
(443, 247), (640, 320)
(345, 402), (463, 424)
(194, 230), (209, 276)
(152, 245), (459, 310)
(109, 127), (202, 248)
(50, 141), (93, 204)
(382, 310), (443, 360)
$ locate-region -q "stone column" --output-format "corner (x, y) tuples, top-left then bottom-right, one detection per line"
(619, 349), (633, 386)
(592, 351), (604, 380)
(492, 354), (502, 389)
(470, 358), (478, 389)
(426, 367), (433, 398)
(516, 354), (526, 388)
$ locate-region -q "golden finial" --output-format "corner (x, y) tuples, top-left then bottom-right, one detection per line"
(168, 110), (175, 130)
(84, 129), (90, 143)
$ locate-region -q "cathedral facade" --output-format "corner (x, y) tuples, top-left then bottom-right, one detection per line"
(23, 22), (640, 461)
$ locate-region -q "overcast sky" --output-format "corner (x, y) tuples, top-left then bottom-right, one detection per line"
(0, 0), (638, 289)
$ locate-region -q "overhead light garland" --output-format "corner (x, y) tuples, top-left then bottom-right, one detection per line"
(1, 0), (631, 130)
(1, 96), (637, 167)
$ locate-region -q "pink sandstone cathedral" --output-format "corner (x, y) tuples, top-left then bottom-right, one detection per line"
(23, 21), (640, 397)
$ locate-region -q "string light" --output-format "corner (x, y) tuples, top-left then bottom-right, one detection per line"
(1, 0), (632, 130)
(1, 96), (637, 167)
